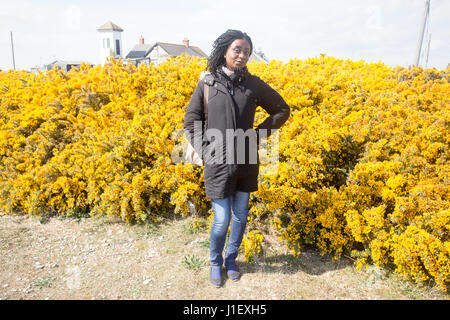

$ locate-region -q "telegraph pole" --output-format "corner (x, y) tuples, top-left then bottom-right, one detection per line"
(425, 33), (431, 68)
(414, 0), (430, 66)
(10, 31), (16, 70)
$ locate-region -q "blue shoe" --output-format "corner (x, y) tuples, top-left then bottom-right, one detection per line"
(210, 266), (222, 287)
(227, 269), (240, 281)
(225, 262), (241, 281)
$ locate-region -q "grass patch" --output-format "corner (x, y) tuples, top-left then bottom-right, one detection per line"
(182, 218), (208, 235)
(198, 239), (210, 249)
(182, 254), (205, 271)
(133, 222), (160, 238)
(33, 276), (56, 288)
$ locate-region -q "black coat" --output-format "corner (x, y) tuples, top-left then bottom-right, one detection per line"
(184, 68), (290, 199)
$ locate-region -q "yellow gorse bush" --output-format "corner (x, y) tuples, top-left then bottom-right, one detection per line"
(0, 56), (208, 222)
(0, 55), (448, 291)
(249, 56), (449, 291)
(242, 230), (264, 263)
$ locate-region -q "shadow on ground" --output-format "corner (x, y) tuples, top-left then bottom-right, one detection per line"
(239, 247), (352, 276)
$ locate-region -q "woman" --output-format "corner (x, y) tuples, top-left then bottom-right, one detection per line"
(184, 29), (290, 287)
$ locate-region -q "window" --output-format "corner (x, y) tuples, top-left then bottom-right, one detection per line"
(116, 40), (120, 55)
(103, 38), (110, 49)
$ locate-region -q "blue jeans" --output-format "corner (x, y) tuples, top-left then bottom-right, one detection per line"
(210, 191), (250, 269)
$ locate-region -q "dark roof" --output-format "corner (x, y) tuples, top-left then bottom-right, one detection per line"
(97, 21), (123, 32)
(156, 42), (208, 58)
(125, 44), (155, 59)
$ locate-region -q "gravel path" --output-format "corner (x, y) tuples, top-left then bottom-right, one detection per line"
(0, 214), (446, 300)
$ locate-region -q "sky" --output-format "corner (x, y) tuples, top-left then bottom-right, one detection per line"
(1, 0), (449, 71)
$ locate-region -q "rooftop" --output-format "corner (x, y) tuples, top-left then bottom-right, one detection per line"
(125, 41), (208, 60)
(97, 21), (123, 32)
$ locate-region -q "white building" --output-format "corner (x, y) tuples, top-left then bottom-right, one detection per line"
(125, 37), (208, 66)
(125, 36), (267, 67)
(97, 21), (124, 65)
(43, 60), (86, 72)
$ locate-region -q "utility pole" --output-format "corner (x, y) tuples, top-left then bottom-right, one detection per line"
(10, 31), (16, 70)
(414, 0), (430, 67)
(425, 33), (431, 68)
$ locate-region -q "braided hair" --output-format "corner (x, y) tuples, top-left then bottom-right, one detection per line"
(207, 29), (253, 76)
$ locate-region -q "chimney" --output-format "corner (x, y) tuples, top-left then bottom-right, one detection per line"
(139, 35), (144, 45)
(182, 38), (189, 48)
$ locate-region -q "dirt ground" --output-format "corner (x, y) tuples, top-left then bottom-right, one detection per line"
(0, 214), (447, 300)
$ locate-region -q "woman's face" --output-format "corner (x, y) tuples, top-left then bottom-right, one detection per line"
(224, 39), (251, 71)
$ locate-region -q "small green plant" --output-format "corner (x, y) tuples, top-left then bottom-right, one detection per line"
(33, 276), (56, 288)
(198, 239), (210, 249)
(182, 254), (205, 271)
(165, 248), (176, 254)
(128, 288), (141, 299)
